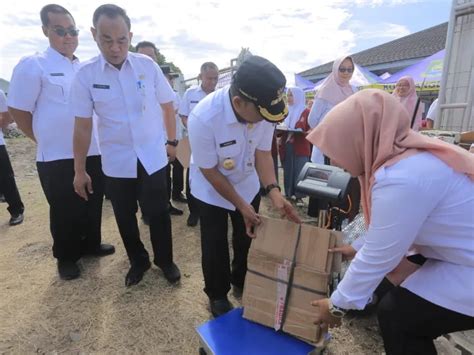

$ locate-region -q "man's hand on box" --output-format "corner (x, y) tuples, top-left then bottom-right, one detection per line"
(329, 244), (356, 261)
(269, 190), (301, 224)
(238, 203), (261, 238)
(311, 298), (341, 328)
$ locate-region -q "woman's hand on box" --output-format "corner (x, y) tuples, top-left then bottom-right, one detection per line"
(311, 298), (342, 328)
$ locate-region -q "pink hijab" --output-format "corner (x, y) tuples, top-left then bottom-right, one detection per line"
(306, 89), (474, 226)
(315, 56), (355, 105)
(392, 76), (424, 131)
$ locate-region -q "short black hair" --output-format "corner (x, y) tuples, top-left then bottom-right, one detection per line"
(229, 83), (252, 103)
(40, 4), (75, 27)
(136, 41), (158, 53)
(200, 62), (218, 73)
(93, 4), (131, 30)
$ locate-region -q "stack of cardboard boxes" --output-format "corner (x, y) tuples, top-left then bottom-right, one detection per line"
(243, 216), (342, 344)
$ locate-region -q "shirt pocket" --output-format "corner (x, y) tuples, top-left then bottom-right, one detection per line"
(91, 88), (123, 122)
(216, 143), (242, 180)
(43, 76), (66, 103)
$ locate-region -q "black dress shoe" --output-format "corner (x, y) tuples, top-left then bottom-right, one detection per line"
(125, 260), (151, 287)
(57, 260), (80, 280)
(160, 262), (181, 283)
(86, 244), (115, 257)
(172, 193), (187, 203)
(9, 213), (24, 226)
(169, 204), (184, 216)
(186, 213), (199, 227)
(210, 298), (234, 318)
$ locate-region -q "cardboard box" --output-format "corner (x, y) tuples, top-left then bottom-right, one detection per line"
(242, 216), (342, 344)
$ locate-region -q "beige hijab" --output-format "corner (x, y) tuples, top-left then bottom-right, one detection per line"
(306, 89), (474, 226)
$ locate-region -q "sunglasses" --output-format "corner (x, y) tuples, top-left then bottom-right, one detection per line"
(338, 67), (354, 73)
(50, 27), (80, 37)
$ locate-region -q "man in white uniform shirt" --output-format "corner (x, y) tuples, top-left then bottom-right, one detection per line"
(188, 56), (301, 317)
(8, 4), (114, 281)
(72, 4), (181, 287)
(178, 62), (219, 227)
(0, 90), (24, 226)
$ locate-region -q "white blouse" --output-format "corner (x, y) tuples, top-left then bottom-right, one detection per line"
(331, 152), (474, 316)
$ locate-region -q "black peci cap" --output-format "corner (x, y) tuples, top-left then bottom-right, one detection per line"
(232, 56), (288, 123)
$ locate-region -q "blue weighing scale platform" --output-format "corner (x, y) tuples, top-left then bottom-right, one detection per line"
(196, 308), (328, 355)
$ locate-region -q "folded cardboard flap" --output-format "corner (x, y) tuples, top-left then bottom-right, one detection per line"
(243, 216), (343, 344)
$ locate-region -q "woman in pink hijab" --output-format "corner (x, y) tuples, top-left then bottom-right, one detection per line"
(393, 76), (425, 131)
(307, 56), (360, 221)
(308, 89), (474, 354)
(308, 56), (356, 164)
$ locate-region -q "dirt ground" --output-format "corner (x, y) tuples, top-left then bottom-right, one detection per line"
(1, 137), (389, 354)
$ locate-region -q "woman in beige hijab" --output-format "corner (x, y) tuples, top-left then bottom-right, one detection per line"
(308, 89), (474, 354)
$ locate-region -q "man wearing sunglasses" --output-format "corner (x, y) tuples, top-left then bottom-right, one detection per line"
(8, 4), (114, 281)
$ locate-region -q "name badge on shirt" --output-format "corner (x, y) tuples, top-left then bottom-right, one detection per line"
(93, 84), (110, 89)
(190, 100), (199, 104)
(219, 140), (237, 148)
(50, 73), (65, 76)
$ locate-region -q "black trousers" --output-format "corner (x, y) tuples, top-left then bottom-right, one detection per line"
(166, 159), (184, 200)
(0, 145), (24, 216)
(378, 286), (474, 355)
(37, 156), (104, 261)
(106, 161), (173, 268)
(185, 168), (198, 215)
(197, 194), (260, 300)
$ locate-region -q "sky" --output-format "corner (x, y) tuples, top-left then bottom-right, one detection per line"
(0, 0), (451, 85)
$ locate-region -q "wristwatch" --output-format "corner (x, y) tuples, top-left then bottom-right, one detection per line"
(265, 183), (281, 194)
(166, 139), (178, 147)
(328, 299), (347, 318)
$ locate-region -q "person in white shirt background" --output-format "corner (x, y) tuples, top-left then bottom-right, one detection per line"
(178, 62), (219, 227)
(426, 97), (439, 129)
(72, 4), (181, 287)
(136, 40), (184, 218)
(308, 89), (474, 355)
(0, 89), (24, 226)
(188, 55), (301, 317)
(8, 4), (114, 281)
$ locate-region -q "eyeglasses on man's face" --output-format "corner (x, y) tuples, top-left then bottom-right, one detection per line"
(50, 27), (80, 37)
(338, 67), (354, 73)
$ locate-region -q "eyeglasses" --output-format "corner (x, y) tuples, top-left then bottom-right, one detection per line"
(50, 27), (79, 37)
(339, 67), (354, 73)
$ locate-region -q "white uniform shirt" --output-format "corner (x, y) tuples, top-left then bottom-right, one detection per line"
(178, 84), (208, 137)
(188, 86), (274, 210)
(72, 53), (175, 178)
(308, 98), (334, 163)
(331, 152), (474, 316)
(426, 98), (439, 122)
(164, 91), (183, 141)
(0, 90), (7, 145)
(7, 47), (100, 162)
